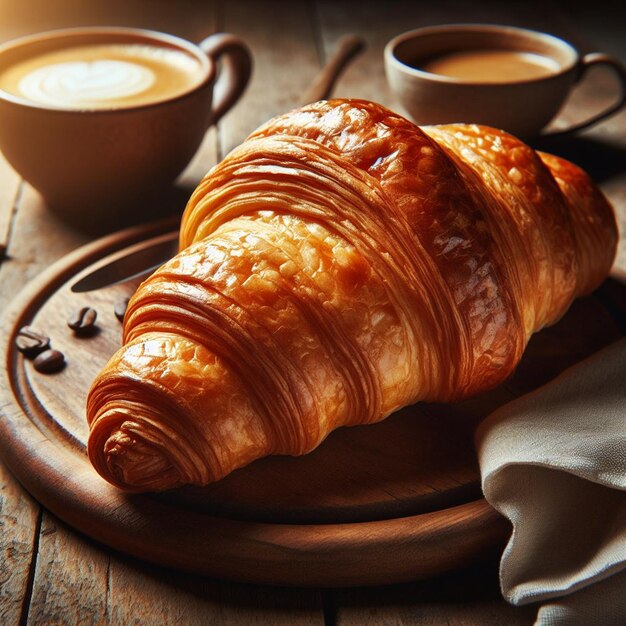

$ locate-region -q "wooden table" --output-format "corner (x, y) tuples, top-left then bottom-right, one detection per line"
(1, 1), (624, 624)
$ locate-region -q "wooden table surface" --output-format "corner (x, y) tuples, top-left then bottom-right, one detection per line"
(1, 1), (624, 624)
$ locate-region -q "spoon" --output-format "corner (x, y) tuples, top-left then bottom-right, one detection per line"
(300, 34), (366, 104)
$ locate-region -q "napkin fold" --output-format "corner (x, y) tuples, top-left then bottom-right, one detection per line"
(476, 338), (626, 626)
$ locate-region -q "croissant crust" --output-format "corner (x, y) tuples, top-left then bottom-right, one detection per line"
(86, 99), (617, 491)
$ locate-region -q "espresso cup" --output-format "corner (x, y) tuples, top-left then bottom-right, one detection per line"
(0, 27), (252, 218)
(384, 24), (626, 139)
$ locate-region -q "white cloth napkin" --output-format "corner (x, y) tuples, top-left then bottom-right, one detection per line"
(476, 337), (626, 626)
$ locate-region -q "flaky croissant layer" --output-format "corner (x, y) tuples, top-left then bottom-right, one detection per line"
(87, 99), (617, 491)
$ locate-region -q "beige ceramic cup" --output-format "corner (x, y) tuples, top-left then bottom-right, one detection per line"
(0, 27), (251, 218)
(384, 24), (626, 139)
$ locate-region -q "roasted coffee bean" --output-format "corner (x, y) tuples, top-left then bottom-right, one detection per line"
(114, 298), (129, 322)
(15, 325), (51, 358)
(33, 349), (65, 374)
(67, 306), (98, 334)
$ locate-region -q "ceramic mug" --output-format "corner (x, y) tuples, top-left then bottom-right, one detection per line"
(384, 24), (626, 139)
(0, 27), (252, 217)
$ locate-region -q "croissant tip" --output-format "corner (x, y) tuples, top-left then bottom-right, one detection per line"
(100, 428), (182, 492)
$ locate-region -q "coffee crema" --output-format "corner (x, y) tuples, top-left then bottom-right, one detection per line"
(417, 49), (561, 83)
(0, 43), (204, 109)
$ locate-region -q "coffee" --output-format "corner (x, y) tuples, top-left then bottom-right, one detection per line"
(418, 49), (560, 83)
(0, 43), (204, 109)
(114, 297), (130, 322)
(67, 306), (98, 334)
(33, 348), (66, 373)
(15, 325), (50, 358)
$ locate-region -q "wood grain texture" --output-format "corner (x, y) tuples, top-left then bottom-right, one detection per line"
(26, 514), (109, 626)
(0, 185), (89, 626)
(0, 465), (38, 626)
(109, 557), (324, 626)
(0, 0), (624, 623)
(0, 174), (91, 626)
(27, 514), (324, 626)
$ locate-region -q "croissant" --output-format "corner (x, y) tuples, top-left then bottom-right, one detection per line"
(87, 99), (617, 492)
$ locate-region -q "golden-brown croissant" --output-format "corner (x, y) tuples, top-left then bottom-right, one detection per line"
(87, 99), (617, 492)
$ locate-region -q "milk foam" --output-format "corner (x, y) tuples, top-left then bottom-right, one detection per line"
(19, 60), (156, 107)
(0, 43), (204, 109)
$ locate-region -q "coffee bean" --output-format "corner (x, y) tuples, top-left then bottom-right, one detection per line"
(114, 298), (129, 322)
(15, 326), (51, 358)
(33, 349), (65, 374)
(67, 306), (98, 334)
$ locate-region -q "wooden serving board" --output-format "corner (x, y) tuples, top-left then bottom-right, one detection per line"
(1, 218), (624, 587)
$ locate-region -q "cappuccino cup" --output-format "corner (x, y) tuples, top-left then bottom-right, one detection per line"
(384, 24), (626, 139)
(0, 27), (252, 218)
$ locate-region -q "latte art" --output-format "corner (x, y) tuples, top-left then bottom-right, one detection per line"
(19, 60), (156, 108)
(0, 43), (204, 109)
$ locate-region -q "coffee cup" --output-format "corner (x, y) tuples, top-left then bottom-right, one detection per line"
(0, 27), (252, 219)
(384, 24), (626, 139)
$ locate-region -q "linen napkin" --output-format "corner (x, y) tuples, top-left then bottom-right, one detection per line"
(476, 337), (626, 626)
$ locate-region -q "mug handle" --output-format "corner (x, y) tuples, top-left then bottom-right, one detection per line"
(199, 33), (252, 125)
(543, 52), (626, 137)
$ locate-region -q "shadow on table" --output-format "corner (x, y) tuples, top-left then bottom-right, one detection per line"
(104, 546), (536, 624)
(531, 134), (626, 183)
(324, 555), (537, 625)
(43, 181), (196, 238)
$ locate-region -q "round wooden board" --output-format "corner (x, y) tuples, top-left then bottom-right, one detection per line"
(1, 218), (624, 587)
